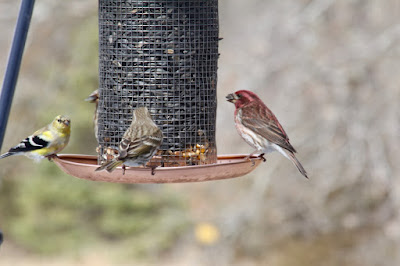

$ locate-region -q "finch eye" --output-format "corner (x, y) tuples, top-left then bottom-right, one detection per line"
(57, 119), (62, 123)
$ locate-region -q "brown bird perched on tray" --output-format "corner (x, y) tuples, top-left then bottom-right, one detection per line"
(95, 106), (163, 175)
(226, 90), (308, 178)
(85, 89), (99, 142)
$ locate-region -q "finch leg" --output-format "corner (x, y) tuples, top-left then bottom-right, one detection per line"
(46, 154), (58, 161)
(245, 151), (265, 165)
(122, 165), (126, 175)
(244, 154), (255, 166)
(150, 166), (157, 175)
(244, 150), (261, 161)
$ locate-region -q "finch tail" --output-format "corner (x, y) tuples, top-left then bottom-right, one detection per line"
(0, 152), (13, 160)
(95, 160), (123, 173)
(287, 152), (308, 179)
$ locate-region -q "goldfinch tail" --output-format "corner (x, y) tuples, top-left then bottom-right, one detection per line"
(0, 152), (13, 160)
(95, 159), (123, 173)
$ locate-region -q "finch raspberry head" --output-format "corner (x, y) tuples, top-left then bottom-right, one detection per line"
(226, 90), (263, 109)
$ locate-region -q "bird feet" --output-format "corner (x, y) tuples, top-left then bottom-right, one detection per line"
(150, 166), (157, 175)
(46, 154), (58, 161)
(120, 165), (157, 175)
(244, 155), (256, 166)
(244, 153), (266, 166)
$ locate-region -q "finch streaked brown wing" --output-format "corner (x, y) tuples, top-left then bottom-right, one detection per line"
(95, 107), (163, 174)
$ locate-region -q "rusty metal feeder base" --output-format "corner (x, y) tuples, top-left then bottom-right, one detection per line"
(53, 154), (263, 183)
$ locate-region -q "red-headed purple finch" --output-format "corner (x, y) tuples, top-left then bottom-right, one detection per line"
(226, 90), (308, 178)
(95, 107), (163, 175)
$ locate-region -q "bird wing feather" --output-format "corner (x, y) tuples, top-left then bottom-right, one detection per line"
(8, 134), (50, 153)
(240, 102), (297, 153)
(119, 127), (163, 160)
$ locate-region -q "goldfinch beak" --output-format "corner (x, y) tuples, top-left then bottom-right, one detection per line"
(63, 120), (70, 127)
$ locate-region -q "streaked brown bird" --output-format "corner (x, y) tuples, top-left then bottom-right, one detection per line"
(85, 89), (99, 142)
(226, 90), (308, 178)
(95, 107), (163, 175)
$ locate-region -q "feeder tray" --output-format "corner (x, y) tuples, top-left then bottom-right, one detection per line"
(53, 154), (263, 183)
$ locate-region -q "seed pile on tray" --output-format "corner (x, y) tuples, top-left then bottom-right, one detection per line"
(97, 0), (219, 166)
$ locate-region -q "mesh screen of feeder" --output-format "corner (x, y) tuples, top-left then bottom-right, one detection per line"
(97, 0), (219, 167)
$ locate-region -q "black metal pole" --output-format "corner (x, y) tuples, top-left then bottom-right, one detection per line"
(0, 0), (35, 150)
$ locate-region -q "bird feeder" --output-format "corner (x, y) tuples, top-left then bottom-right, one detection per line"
(97, 0), (219, 167)
(53, 0), (263, 182)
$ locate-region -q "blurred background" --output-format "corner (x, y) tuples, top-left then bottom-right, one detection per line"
(0, 0), (399, 265)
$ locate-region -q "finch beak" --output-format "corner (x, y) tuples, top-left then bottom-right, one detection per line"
(85, 91), (99, 102)
(63, 120), (70, 127)
(85, 95), (97, 102)
(226, 93), (238, 103)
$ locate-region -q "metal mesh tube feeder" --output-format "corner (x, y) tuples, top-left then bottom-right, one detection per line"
(53, 0), (263, 182)
(98, 0), (219, 167)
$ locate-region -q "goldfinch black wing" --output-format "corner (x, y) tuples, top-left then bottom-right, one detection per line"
(0, 135), (49, 159)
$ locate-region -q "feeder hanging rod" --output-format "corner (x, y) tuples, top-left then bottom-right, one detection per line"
(0, 0), (35, 150)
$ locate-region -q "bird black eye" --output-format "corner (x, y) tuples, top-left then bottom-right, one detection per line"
(58, 119), (62, 123)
